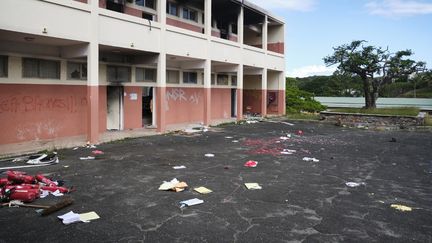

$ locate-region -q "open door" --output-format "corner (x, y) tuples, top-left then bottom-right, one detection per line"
(107, 86), (123, 130)
(142, 87), (153, 126)
(231, 88), (237, 117)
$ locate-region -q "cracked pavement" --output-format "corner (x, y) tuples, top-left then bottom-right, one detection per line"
(1, 119), (432, 242)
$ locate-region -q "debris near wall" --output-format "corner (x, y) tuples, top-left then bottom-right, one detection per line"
(0, 152), (59, 171)
(320, 111), (425, 130)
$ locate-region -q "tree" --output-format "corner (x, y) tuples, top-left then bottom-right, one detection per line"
(324, 40), (426, 108)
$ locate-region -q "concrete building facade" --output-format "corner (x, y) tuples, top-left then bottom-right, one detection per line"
(0, 0), (285, 148)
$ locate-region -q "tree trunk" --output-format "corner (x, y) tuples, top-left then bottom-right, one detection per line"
(362, 79), (374, 108)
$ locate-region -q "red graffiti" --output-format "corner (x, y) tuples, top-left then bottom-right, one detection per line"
(0, 95), (87, 114)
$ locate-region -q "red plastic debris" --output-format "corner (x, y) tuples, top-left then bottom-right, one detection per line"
(92, 150), (104, 155)
(36, 174), (57, 187)
(297, 130), (304, 135)
(244, 160), (258, 168)
(7, 170), (35, 184)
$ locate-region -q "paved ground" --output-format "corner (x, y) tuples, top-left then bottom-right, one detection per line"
(1, 119), (432, 242)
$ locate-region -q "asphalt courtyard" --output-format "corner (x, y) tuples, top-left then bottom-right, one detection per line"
(1, 119), (432, 242)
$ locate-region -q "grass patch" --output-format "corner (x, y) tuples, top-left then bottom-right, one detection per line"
(329, 107), (420, 116)
(400, 87), (432, 98)
(286, 112), (320, 120)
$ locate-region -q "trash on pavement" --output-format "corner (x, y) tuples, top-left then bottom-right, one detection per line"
(79, 211), (100, 222)
(194, 187), (213, 194)
(391, 204), (412, 212)
(232, 140), (239, 143)
(281, 149), (296, 155)
(279, 136), (290, 140)
(58, 211), (81, 225)
(204, 153), (215, 158)
(26, 152), (59, 165)
(92, 150), (104, 155)
(245, 183), (262, 190)
(179, 198), (204, 208)
(244, 160), (258, 168)
(302, 157), (319, 162)
(297, 130), (304, 135)
(80, 156), (95, 160)
(158, 178), (188, 192)
(345, 182), (366, 188)
(225, 136), (233, 139)
(173, 165), (187, 170)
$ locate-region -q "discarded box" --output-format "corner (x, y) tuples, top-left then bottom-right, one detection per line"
(244, 183), (262, 190)
(179, 198), (204, 208)
(194, 187), (212, 194)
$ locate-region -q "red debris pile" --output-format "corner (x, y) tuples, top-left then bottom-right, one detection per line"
(242, 138), (286, 156)
(0, 170), (72, 203)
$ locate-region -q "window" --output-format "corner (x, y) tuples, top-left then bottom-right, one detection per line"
(67, 62), (87, 80)
(182, 7), (197, 22)
(167, 2), (178, 16)
(135, 0), (155, 9)
(0, 56), (7, 77)
(22, 58), (60, 79)
(107, 65), (131, 82)
(217, 74), (229, 85)
(142, 12), (154, 21)
(166, 70), (179, 84)
(183, 72), (197, 84)
(211, 74), (215, 85)
(136, 67), (156, 82)
(231, 76), (237, 86)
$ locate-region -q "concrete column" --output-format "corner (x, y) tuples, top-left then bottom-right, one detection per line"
(203, 59), (211, 125)
(261, 68), (267, 117)
(156, 53), (167, 132)
(236, 64), (243, 121)
(237, 6), (244, 44)
(263, 15), (268, 51)
(205, 0), (212, 36)
(157, 0), (167, 24)
(87, 0), (100, 144)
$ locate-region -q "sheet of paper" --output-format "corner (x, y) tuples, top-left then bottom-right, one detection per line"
(245, 183), (262, 190)
(194, 187), (213, 194)
(179, 198), (204, 208)
(173, 165), (186, 169)
(79, 211), (100, 222)
(58, 211), (81, 225)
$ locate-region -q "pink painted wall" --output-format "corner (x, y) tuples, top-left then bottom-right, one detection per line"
(268, 42), (285, 54)
(166, 17), (203, 33)
(211, 88), (231, 119)
(0, 84), (88, 144)
(165, 87), (204, 125)
(243, 89), (262, 114)
(99, 0), (106, 8)
(123, 86), (142, 129)
(124, 6), (142, 18)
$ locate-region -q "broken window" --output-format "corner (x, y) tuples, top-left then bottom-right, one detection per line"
(231, 76), (237, 86)
(167, 2), (178, 16)
(183, 72), (197, 84)
(0, 55), (7, 77)
(67, 62), (87, 80)
(107, 65), (131, 82)
(166, 70), (180, 84)
(22, 58), (60, 79)
(136, 67), (156, 82)
(182, 7), (197, 22)
(217, 74), (229, 85)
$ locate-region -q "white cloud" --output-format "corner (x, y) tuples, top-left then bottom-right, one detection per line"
(366, 0), (432, 17)
(247, 0), (317, 12)
(287, 65), (336, 78)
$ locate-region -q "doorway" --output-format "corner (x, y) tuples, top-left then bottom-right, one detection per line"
(142, 87), (153, 126)
(231, 88), (237, 118)
(107, 86), (124, 130)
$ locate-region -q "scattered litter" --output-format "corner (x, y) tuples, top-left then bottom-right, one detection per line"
(183, 124), (209, 134)
(63, 165), (70, 168)
(345, 182), (365, 188)
(245, 183), (262, 190)
(40, 189), (64, 198)
(194, 187), (213, 194)
(27, 153), (59, 165)
(92, 150), (104, 155)
(72, 147), (79, 151)
(173, 165), (187, 170)
(302, 157), (319, 162)
(281, 149), (296, 155)
(80, 156), (95, 160)
(79, 211), (100, 222)
(391, 204), (412, 212)
(279, 137), (290, 140)
(246, 120), (259, 124)
(85, 142), (97, 149)
(225, 136), (233, 139)
(204, 154), (215, 158)
(158, 178), (188, 192)
(179, 198), (204, 208)
(232, 140), (239, 143)
(297, 130), (304, 135)
(244, 160), (258, 168)
(58, 211), (81, 225)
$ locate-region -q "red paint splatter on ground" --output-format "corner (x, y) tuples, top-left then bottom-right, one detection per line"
(242, 138), (286, 156)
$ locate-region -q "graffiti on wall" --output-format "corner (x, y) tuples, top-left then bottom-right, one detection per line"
(165, 88), (202, 111)
(0, 95), (87, 114)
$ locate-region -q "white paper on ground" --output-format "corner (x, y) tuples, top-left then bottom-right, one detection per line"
(173, 165), (186, 170)
(58, 211), (81, 225)
(302, 157), (319, 162)
(159, 178), (180, 190)
(79, 211), (100, 222)
(80, 156), (95, 160)
(179, 198), (204, 208)
(204, 154), (215, 157)
(244, 183), (262, 190)
(345, 182), (365, 187)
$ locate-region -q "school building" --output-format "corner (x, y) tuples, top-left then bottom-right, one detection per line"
(0, 0), (286, 150)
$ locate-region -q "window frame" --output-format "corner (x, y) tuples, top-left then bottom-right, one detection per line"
(183, 71), (198, 84)
(22, 58), (61, 80)
(182, 7), (197, 22)
(0, 55), (8, 78)
(166, 69), (180, 84)
(217, 74), (229, 86)
(67, 62), (87, 80)
(107, 65), (131, 83)
(167, 1), (178, 16)
(136, 67), (156, 83)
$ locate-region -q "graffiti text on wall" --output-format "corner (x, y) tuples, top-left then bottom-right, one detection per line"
(0, 95), (87, 114)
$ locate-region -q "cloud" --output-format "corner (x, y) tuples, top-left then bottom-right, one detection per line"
(366, 0), (432, 17)
(246, 0), (317, 12)
(287, 65), (336, 78)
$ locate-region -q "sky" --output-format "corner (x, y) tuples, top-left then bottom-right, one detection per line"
(248, 0), (432, 77)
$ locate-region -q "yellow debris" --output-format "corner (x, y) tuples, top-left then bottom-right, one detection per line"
(390, 204), (412, 212)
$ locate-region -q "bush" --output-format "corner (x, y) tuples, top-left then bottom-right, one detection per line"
(286, 86), (326, 113)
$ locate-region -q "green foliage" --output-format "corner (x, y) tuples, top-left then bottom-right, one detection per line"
(285, 86), (326, 113)
(329, 107), (420, 116)
(293, 75), (363, 97)
(286, 112), (320, 120)
(380, 82), (414, 97)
